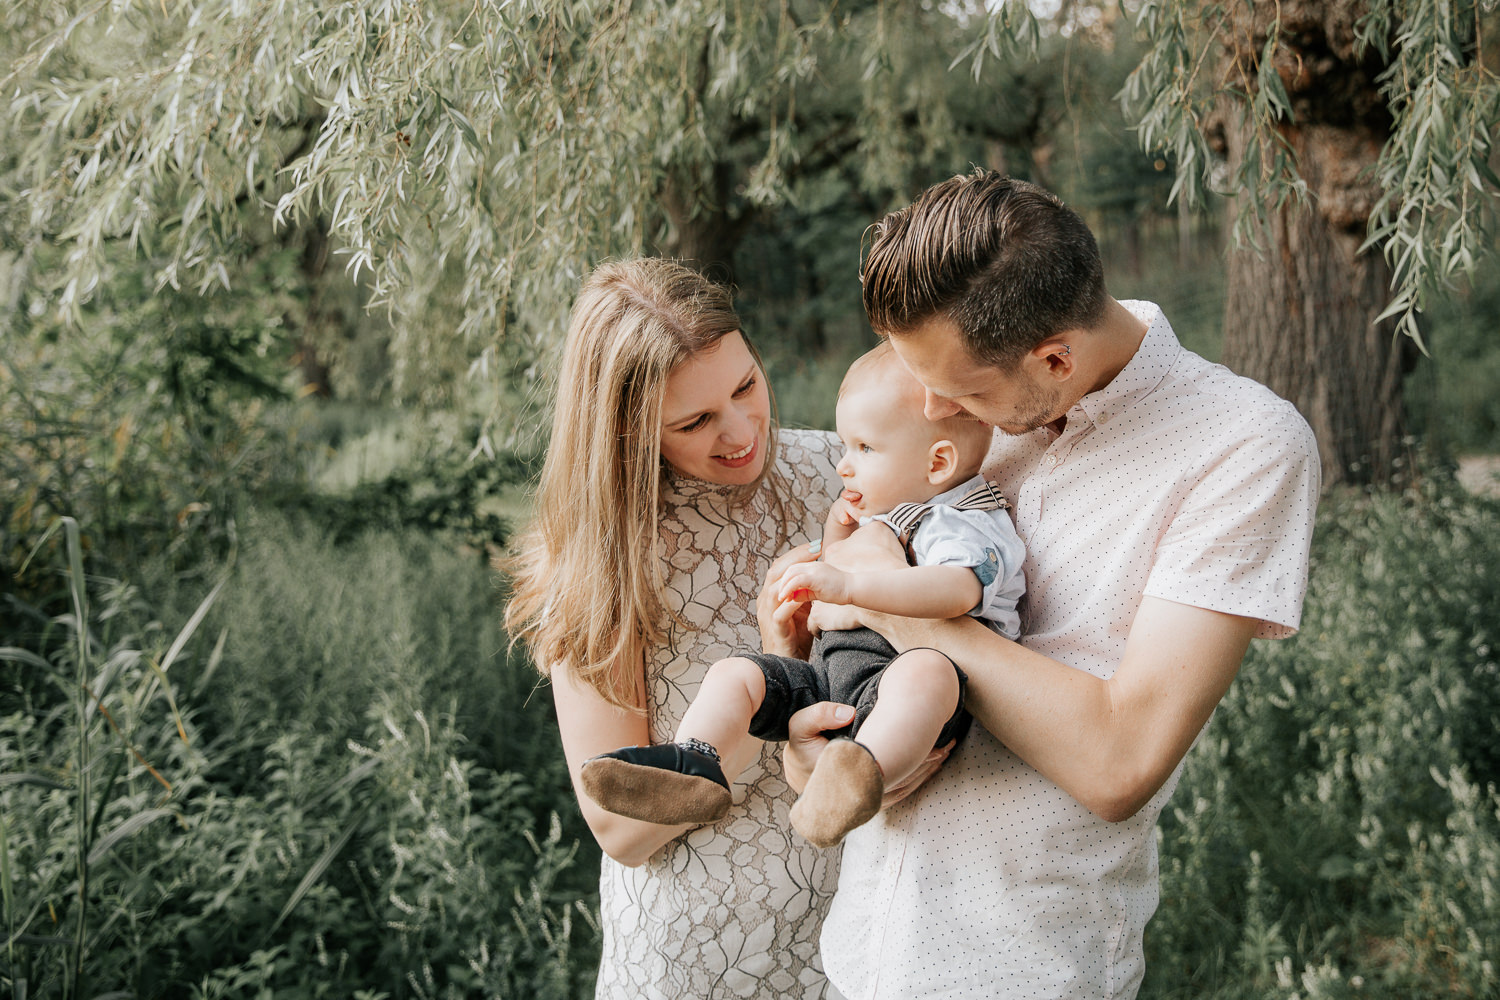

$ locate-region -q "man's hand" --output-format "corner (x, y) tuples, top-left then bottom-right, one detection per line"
(880, 741), (953, 808)
(758, 542), (821, 659)
(821, 518), (907, 573)
(822, 497), (861, 546)
(783, 702), (856, 792)
(784, 703), (953, 808)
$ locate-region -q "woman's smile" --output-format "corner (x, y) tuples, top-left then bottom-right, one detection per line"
(715, 438), (759, 469)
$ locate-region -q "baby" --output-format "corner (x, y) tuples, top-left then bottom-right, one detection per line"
(582, 342), (1026, 847)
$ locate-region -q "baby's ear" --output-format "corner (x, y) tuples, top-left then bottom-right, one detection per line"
(928, 440), (960, 487)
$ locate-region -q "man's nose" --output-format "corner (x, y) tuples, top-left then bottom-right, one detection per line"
(924, 389), (961, 420)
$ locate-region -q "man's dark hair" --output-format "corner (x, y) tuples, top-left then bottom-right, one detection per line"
(861, 170), (1108, 369)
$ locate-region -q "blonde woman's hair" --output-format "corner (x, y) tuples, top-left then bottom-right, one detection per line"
(505, 258), (784, 709)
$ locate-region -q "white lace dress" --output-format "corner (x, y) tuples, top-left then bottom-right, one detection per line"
(593, 429), (843, 1000)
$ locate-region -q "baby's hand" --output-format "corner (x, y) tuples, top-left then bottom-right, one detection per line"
(777, 562), (853, 606)
(822, 497), (861, 546)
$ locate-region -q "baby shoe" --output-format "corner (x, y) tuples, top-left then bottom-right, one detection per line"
(581, 742), (732, 826)
(789, 738), (883, 848)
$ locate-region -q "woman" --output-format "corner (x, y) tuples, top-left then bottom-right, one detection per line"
(506, 258), (844, 999)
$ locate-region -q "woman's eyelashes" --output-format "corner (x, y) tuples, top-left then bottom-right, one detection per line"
(676, 376), (758, 434)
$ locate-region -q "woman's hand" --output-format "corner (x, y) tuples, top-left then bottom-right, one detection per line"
(758, 542), (821, 659)
(782, 702), (856, 793)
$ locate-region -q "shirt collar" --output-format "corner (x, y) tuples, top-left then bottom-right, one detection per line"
(1071, 300), (1180, 428)
(926, 473), (988, 508)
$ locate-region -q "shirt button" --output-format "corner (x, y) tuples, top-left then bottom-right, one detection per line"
(1045, 454), (1059, 467)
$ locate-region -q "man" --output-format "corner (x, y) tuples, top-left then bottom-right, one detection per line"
(774, 171), (1320, 998)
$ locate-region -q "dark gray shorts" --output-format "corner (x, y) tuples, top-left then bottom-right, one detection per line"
(739, 626), (970, 747)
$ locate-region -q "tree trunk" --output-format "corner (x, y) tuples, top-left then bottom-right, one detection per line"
(295, 221), (335, 398)
(1221, 185), (1413, 488)
(1214, 0), (1417, 488)
(660, 167), (747, 282)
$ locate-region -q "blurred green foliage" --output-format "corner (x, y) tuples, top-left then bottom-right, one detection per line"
(1146, 481), (1500, 998)
(1, 516), (596, 999)
(1406, 254), (1500, 456)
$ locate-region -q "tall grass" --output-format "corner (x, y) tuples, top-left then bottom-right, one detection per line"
(2, 517), (224, 998)
(1, 513), (596, 999)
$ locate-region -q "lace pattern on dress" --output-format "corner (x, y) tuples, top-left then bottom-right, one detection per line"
(594, 429), (842, 1000)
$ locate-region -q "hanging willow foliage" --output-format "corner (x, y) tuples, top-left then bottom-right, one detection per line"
(4, 0), (1495, 376)
(1121, 0), (1499, 347)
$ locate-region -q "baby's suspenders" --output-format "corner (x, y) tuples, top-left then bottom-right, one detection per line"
(879, 479), (1010, 554)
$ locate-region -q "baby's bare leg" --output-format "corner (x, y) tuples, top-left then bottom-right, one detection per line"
(674, 656), (767, 764)
(852, 648), (960, 788)
(790, 649), (960, 848)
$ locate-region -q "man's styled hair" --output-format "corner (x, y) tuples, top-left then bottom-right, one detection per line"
(861, 170), (1108, 369)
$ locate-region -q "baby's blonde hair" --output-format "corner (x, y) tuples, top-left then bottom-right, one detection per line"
(841, 341), (992, 479)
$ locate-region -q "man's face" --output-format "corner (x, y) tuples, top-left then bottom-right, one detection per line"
(888, 315), (1066, 436)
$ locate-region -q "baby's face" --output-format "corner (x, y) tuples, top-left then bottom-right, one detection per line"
(833, 384), (945, 516)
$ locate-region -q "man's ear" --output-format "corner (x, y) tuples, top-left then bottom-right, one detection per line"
(927, 440), (960, 487)
(1032, 338), (1076, 381)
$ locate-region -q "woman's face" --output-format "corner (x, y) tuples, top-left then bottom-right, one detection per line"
(659, 332), (772, 486)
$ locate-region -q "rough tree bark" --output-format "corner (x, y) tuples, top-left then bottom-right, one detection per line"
(294, 221), (336, 398)
(1213, 0), (1419, 488)
(659, 166), (748, 281)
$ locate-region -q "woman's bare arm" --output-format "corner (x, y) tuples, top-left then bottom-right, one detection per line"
(550, 658), (762, 867)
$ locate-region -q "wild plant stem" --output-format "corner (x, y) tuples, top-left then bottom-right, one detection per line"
(64, 517), (90, 1000)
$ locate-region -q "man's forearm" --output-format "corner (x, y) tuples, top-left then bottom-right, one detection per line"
(867, 612), (1115, 804)
(863, 599), (1254, 821)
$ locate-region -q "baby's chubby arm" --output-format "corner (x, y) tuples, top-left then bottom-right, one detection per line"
(777, 558), (981, 620)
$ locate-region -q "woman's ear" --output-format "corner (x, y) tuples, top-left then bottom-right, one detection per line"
(927, 440), (959, 487)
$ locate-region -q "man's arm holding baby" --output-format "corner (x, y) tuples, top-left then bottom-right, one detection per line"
(804, 522), (1255, 822)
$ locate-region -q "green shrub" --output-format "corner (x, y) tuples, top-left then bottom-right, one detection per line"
(1, 516), (597, 999)
(1145, 483), (1500, 999)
